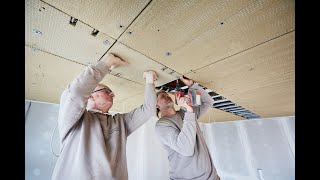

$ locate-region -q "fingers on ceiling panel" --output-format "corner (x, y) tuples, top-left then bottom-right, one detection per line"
(107, 42), (182, 87)
(26, 0), (115, 65)
(25, 46), (144, 104)
(187, 31), (295, 118)
(42, 0), (151, 39)
(118, 0), (294, 74)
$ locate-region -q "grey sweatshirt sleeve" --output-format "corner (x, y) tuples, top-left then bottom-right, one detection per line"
(155, 113), (197, 156)
(190, 83), (214, 119)
(58, 60), (110, 143)
(122, 83), (157, 136)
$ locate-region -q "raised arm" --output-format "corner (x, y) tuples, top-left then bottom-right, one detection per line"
(180, 76), (214, 119)
(58, 54), (127, 143)
(123, 71), (158, 136)
(155, 93), (197, 156)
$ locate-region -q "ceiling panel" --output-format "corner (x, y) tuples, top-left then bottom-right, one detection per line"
(198, 108), (245, 123)
(107, 42), (182, 87)
(26, 0), (115, 65)
(42, 0), (151, 39)
(119, 0), (294, 74)
(25, 46), (144, 104)
(110, 92), (244, 123)
(111, 93), (144, 113)
(187, 31), (295, 118)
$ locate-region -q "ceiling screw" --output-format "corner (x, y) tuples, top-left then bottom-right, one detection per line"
(32, 29), (42, 36)
(161, 67), (168, 71)
(103, 40), (110, 46)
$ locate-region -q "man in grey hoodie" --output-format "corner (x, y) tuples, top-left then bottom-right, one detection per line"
(155, 77), (220, 180)
(51, 53), (158, 180)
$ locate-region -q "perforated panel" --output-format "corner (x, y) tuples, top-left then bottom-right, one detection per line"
(119, 0), (294, 74)
(26, 0), (115, 65)
(188, 32), (295, 118)
(198, 108), (245, 123)
(25, 46), (144, 104)
(111, 93), (144, 113)
(108, 42), (182, 87)
(25, 0), (295, 121)
(43, 0), (151, 39)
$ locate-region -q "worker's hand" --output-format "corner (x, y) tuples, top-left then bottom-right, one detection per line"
(176, 93), (193, 112)
(179, 76), (194, 87)
(143, 70), (159, 84)
(101, 53), (129, 70)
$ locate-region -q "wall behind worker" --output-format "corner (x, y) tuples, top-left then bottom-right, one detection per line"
(24, 100), (170, 180)
(199, 116), (295, 180)
(25, 100), (294, 180)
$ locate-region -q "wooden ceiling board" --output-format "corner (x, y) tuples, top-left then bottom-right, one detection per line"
(111, 93), (144, 113)
(198, 108), (245, 123)
(119, 0), (294, 74)
(43, 0), (151, 39)
(107, 42), (182, 87)
(187, 31), (295, 118)
(25, 46), (144, 104)
(26, 0), (115, 65)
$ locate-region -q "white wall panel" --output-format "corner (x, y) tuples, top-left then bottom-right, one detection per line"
(26, 101), (294, 180)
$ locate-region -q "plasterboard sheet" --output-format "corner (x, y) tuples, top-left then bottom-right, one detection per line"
(188, 32), (295, 118)
(43, 0), (151, 39)
(198, 108), (245, 123)
(25, 46), (144, 104)
(26, 0), (115, 65)
(243, 119), (294, 179)
(107, 42), (182, 87)
(119, 0), (294, 74)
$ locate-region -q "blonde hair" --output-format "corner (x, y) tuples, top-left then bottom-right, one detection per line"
(156, 90), (167, 117)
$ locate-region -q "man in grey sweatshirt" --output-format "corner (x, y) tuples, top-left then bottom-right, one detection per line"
(155, 77), (220, 180)
(51, 53), (158, 180)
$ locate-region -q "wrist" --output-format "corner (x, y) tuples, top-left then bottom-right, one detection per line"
(104, 61), (113, 69)
(101, 54), (115, 68)
(185, 106), (193, 113)
(145, 73), (154, 84)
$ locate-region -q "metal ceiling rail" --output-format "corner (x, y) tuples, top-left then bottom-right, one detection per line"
(157, 81), (260, 120)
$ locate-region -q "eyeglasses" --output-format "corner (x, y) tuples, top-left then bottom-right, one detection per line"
(92, 88), (114, 97)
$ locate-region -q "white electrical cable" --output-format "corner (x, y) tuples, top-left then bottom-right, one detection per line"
(51, 121), (60, 157)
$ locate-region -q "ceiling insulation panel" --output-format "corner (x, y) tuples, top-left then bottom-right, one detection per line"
(108, 42), (182, 87)
(26, 0), (115, 65)
(119, 0), (294, 74)
(187, 31), (295, 118)
(42, 0), (151, 39)
(111, 93), (144, 113)
(198, 108), (245, 123)
(25, 46), (144, 104)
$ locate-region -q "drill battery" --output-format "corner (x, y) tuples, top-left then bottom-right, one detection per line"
(187, 88), (201, 106)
